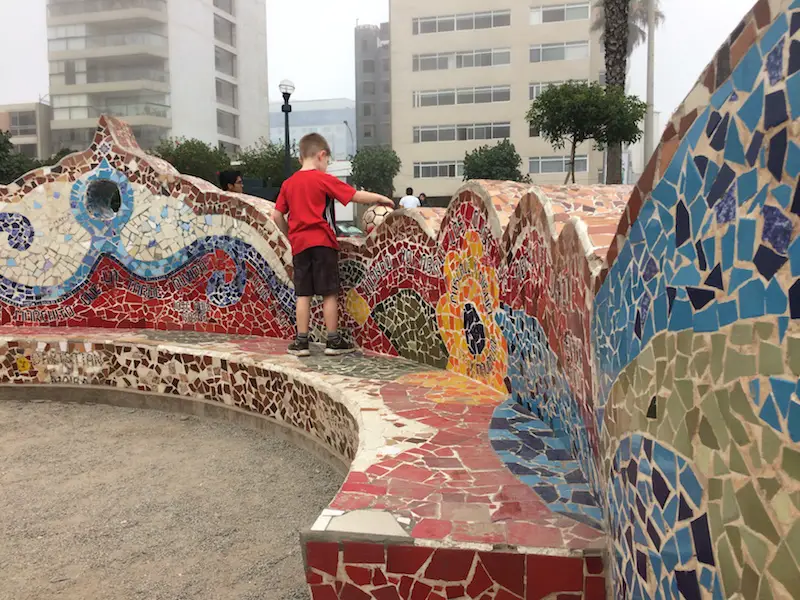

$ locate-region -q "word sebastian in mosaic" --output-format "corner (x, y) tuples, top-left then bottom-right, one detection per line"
(358, 248), (444, 297)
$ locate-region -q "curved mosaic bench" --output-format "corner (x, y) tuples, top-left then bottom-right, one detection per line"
(0, 327), (607, 599)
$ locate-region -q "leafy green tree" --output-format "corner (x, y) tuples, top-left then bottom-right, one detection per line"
(40, 148), (73, 166)
(592, 0), (664, 57)
(351, 146), (401, 197)
(152, 137), (231, 184)
(0, 131), (37, 185)
(462, 139), (529, 183)
(526, 81), (646, 184)
(237, 138), (299, 188)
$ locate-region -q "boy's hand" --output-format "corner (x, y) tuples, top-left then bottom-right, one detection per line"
(377, 196), (394, 207)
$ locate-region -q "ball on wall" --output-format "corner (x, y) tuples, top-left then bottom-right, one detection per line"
(362, 205), (394, 234)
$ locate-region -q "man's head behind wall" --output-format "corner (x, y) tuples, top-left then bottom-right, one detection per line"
(219, 170), (243, 193)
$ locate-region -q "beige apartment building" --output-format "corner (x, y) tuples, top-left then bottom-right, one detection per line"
(0, 103), (53, 160)
(389, 0), (605, 199)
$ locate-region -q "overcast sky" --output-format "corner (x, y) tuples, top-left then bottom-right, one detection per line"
(0, 0), (757, 119)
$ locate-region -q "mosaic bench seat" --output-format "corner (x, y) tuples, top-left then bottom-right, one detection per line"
(0, 327), (607, 599)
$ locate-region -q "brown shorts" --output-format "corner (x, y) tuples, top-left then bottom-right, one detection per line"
(293, 246), (340, 297)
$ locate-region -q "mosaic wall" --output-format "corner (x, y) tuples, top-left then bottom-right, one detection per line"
(1, 2), (798, 597)
(593, 0), (800, 597)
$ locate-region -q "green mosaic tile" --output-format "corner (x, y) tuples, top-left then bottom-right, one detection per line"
(791, 491), (800, 511)
(784, 447), (800, 482)
(672, 421), (693, 458)
(736, 482), (781, 544)
(740, 563), (760, 600)
(667, 392), (686, 428)
(730, 444), (750, 475)
(700, 416), (721, 450)
(675, 379), (694, 409)
(718, 535), (741, 594)
(757, 577), (773, 600)
(724, 348), (757, 383)
(726, 525), (744, 565)
(709, 478), (723, 501)
(656, 359), (667, 390)
(696, 444), (712, 476)
(675, 354), (689, 378)
(711, 333), (726, 381)
(717, 389), (751, 446)
(742, 528), (770, 571)
(787, 521), (800, 564)
(762, 428), (781, 465)
(767, 542), (800, 597)
(730, 381), (759, 424)
(710, 502), (724, 541)
(653, 333), (667, 358)
(639, 346), (655, 371)
(772, 491), (793, 526)
(731, 323), (755, 345)
(677, 330), (693, 355)
(702, 393), (732, 449)
(788, 336), (800, 376)
(686, 406), (701, 437)
(723, 478), (741, 523)
(749, 443), (763, 470)
(692, 349), (711, 378)
(754, 322), (775, 340)
(757, 477), (781, 502)
(758, 341), (784, 376)
(713, 452), (731, 476)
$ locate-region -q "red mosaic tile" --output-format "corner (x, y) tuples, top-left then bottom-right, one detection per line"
(386, 546), (434, 575)
(479, 552), (525, 597)
(345, 542), (386, 565)
(424, 548), (476, 581)
(525, 556), (583, 600)
(307, 541), (340, 576)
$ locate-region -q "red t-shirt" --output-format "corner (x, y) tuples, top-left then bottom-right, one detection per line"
(275, 169), (357, 255)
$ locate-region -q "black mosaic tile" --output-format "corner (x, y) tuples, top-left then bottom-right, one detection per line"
(715, 43), (732, 87)
(790, 39), (800, 76)
(694, 155), (709, 177)
(793, 11), (800, 36)
(753, 244), (788, 280)
(705, 111), (722, 138)
(647, 396), (658, 419)
(789, 279), (800, 318)
(667, 287), (678, 315)
(764, 90), (789, 129)
(675, 570), (702, 600)
(691, 515), (716, 566)
(709, 113), (730, 151)
(636, 551), (648, 581)
(768, 127), (788, 181)
(791, 183), (800, 217)
(679, 494), (694, 521)
(705, 264), (724, 290)
(652, 468), (671, 507)
(706, 164), (736, 208)
(746, 131), (765, 166)
(647, 519), (662, 550)
(695, 241), (708, 271)
(676, 201), (691, 246)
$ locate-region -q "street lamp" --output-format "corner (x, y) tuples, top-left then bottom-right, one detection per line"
(279, 79), (295, 180)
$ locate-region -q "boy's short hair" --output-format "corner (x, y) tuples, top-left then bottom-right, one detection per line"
(406, 187), (413, 196)
(219, 170), (241, 190)
(299, 133), (331, 159)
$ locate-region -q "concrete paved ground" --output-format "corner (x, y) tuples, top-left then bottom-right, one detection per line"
(0, 399), (344, 600)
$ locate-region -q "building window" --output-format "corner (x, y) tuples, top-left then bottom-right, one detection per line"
(413, 161), (464, 178)
(529, 79), (588, 100)
(217, 109), (239, 138)
(413, 123), (511, 143)
(214, 0), (235, 16)
(219, 140), (240, 156)
(599, 71), (607, 85)
(413, 48), (509, 72)
(363, 125), (375, 139)
(413, 10), (511, 35)
(363, 103), (373, 117)
(413, 85), (510, 108)
(216, 78), (238, 108)
(530, 41), (589, 63)
(215, 47), (237, 77)
(530, 3), (590, 25)
(362, 59), (375, 73)
(214, 15), (236, 46)
(9, 111), (37, 136)
(15, 144), (38, 158)
(529, 123), (540, 137)
(363, 81), (376, 95)
(529, 155), (588, 174)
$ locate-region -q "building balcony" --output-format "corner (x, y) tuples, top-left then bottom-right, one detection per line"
(48, 0), (167, 26)
(49, 32), (168, 60)
(51, 68), (170, 95)
(51, 102), (171, 130)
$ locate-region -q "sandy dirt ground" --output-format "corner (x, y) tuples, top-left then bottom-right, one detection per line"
(0, 399), (344, 600)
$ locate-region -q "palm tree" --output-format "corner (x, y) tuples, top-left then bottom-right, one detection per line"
(592, 0), (665, 57)
(601, 0), (631, 184)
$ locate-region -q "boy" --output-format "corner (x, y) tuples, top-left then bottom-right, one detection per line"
(273, 133), (394, 357)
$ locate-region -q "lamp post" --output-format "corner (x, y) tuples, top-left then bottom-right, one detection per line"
(279, 79), (295, 181)
(644, 0), (656, 160)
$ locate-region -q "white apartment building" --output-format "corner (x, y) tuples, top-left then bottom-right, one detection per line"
(389, 0), (605, 198)
(46, 0), (268, 154)
(0, 103), (53, 160)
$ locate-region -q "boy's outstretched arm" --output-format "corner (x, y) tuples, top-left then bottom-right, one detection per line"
(351, 190), (394, 207)
(272, 209), (289, 236)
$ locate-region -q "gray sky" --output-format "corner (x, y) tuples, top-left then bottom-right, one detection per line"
(0, 0), (757, 118)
